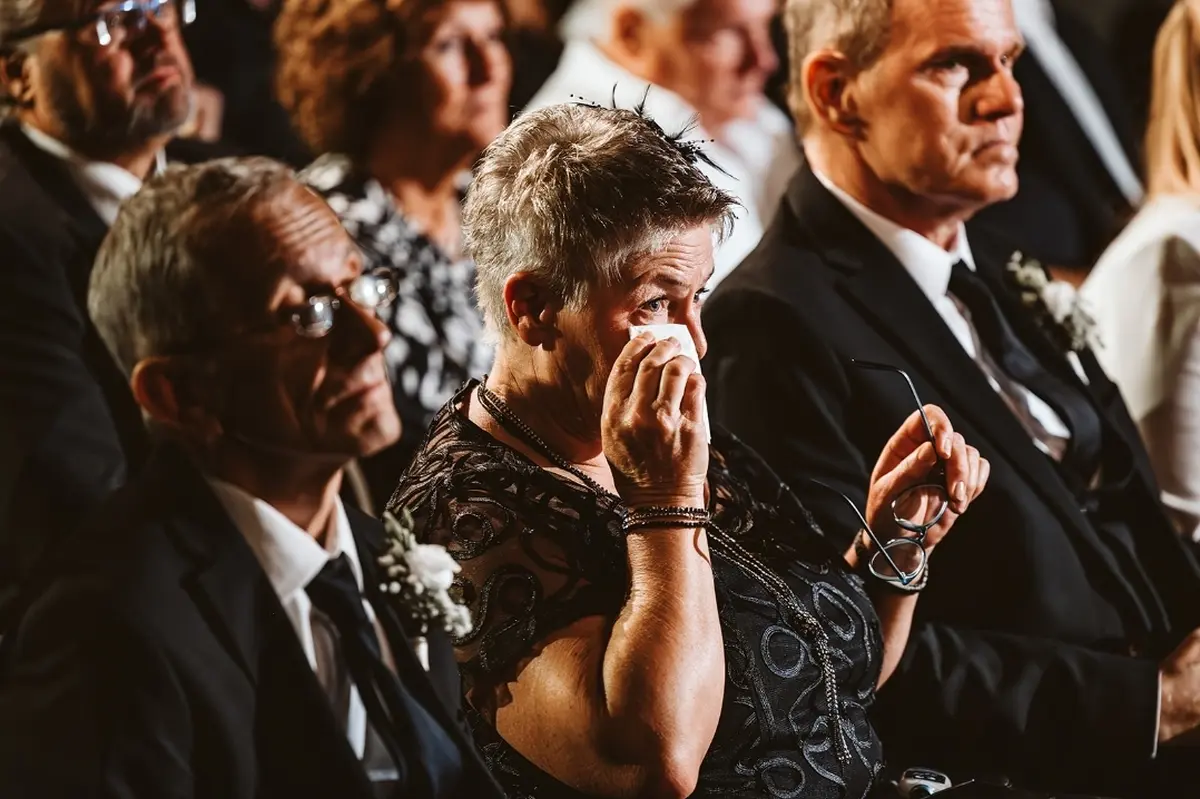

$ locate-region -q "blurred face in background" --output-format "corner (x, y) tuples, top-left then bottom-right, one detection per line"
(399, 0), (512, 155)
(613, 0), (778, 132)
(5, 0), (194, 156)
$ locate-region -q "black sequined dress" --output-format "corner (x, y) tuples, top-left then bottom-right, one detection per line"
(388, 382), (885, 798)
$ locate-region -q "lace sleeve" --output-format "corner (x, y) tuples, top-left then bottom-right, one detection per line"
(387, 412), (627, 714)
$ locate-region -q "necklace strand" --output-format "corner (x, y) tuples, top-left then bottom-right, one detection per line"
(473, 379), (851, 765)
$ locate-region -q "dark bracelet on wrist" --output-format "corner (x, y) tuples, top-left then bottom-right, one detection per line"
(622, 505), (710, 534)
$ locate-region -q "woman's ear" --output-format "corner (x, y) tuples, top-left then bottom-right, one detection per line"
(502, 272), (562, 348)
(803, 50), (864, 138)
(130, 357), (224, 445)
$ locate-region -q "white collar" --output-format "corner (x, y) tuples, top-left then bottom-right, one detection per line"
(813, 169), (977, 301)
(206, 478), (365, 601)
(20, 122), (164, 226)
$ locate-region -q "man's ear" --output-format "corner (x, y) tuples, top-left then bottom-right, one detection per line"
(0, 48), (33, 108)
(501, 272), (562, 348)
(610, 4), (652, 62)
(803, 50), (865, 138)
(130, 357), (224, 445)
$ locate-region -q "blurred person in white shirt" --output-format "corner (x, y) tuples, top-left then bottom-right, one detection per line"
(526, 0), (800, 285)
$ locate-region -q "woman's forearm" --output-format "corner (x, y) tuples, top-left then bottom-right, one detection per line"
(872, 589), (919, 688)
(600, 526), (725, 795)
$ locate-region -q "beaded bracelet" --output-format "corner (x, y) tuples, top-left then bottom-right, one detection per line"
(622, 505), (710, 534)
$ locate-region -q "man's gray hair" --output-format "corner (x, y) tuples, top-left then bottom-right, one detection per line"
(466, 103), (736, 340)
(89, 157), (299, 376)
(0, 0), (43, 47)
(784, 0), (894, 133)
(558, 0), (697, 42)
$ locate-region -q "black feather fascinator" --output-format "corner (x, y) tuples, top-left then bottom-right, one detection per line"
(569, 86), (732, 177)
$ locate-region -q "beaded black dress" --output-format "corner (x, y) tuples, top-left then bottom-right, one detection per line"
(387, 382), (885, 798)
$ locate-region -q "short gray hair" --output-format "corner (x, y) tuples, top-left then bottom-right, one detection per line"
(784, 0), (893, 133)
(465, 103), (736, 339)
(89, 157), (299, 376)
(0, 0), (44, 47)
(0, 0), (45, 117)
(558, 0), (696, 41)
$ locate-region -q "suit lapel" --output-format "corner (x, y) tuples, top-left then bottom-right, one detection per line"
(1, 126), (109, 299)
(154, 446), (373, 797)
(785, 168), (1147, 623)
(351, 510), (501, 794)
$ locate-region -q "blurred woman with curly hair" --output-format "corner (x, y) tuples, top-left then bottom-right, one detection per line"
(275, 0), (511, 502)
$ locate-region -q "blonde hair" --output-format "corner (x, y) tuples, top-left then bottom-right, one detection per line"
(1146, 0), (1200, 197)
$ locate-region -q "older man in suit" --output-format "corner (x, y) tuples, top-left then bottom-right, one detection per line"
(0, 157), (503, 799)
(0, 0), (197, 620)
(704, 0), (1200, 795)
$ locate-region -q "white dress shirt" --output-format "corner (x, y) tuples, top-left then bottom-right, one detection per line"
(207, 478), (385, 758)
(1011, 0), (1144, 206)
(524, 40), (801, 286)
(20, 123), (165, 225)
(1084, 196), (1200, 540)
(813, 170), (1072, 445)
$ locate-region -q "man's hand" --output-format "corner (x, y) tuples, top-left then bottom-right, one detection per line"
(1160, 628), (1200, 745)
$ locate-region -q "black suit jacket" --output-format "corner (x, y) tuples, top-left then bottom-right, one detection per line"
(0, 123), (148, 620)
(970, 2), (1140, 269)
(0, 443), (504, 799)
(703, 165), (1200, 795)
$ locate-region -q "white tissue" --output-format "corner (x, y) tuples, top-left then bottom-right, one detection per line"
(628, 324), (711, 443)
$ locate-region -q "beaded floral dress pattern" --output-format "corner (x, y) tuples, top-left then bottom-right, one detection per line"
(388, 382), (885, 798)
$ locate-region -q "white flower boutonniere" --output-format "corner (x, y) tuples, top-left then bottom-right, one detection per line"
(378, 509), (472, 670)
(1005, 251), (1100, 354)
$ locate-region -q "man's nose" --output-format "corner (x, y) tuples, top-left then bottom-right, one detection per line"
(742, 26), (778, 77)
(332, 299), (392, 361)
(975, 68), (1024, 122)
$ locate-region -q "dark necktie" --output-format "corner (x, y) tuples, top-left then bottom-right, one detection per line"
(307, 554), (464, 799)
(948, 261), (1103, 489)
(307, 554), (409, 796)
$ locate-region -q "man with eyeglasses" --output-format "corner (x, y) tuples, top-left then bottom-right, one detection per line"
(0, 0), (196, 623)
(0, 157), (505, 799)
(704, 0), (1200, 795)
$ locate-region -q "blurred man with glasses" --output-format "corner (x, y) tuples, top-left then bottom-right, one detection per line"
(0, 0), (196, 624)
(0, 157), (505, 799)
(704, 0), (1200, 795)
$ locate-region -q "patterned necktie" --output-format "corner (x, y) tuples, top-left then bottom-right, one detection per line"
(948, 261), (1102, 483)
(307, 554), (409, 796)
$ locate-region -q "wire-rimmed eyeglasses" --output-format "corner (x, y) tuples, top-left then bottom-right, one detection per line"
(808, 361), (950, 586)
(8, 0), (197, 48)
(851, 360), (950, 537)
(810, 479), (927, 586)
(286, 269), (400, 339)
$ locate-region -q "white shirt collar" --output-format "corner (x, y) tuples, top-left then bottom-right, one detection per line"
(813, 169), (976, 302)
(20, 122), (164, 226)
(206, 477), (365, 601)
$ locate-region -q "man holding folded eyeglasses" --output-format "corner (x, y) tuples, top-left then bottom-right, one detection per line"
(0, 0), (196, 623)
(705, 0), (1200, 795)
